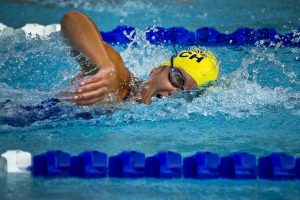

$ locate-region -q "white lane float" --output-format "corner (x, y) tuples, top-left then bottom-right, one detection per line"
(0, 150), (32, 173)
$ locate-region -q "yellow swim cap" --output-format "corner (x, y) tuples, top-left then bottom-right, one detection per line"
(161, 48), (219, 86)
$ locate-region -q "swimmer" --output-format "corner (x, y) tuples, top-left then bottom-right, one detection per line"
(60, 11), (219, 105)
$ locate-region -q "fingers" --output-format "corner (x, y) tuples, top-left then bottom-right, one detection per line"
(57, 91), (77, 97)
(77, 80), (108, 93)
(68, 87), (109, 105)
(80, 68), (114, 86)
(57, 80), (109, 105)
(59, 67), (116, 106)
(76, 86), (108, 100)
(60, 84), (108, 102)
(79, 75), (99, 85)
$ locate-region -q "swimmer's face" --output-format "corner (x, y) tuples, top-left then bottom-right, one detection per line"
(142, 65), (197, 104)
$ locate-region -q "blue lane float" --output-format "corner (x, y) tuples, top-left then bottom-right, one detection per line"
(296, 158), (300, 179)
(71, 151), (108, 178)
(21, 150), (300, 180)
(101, 26), (300, 46)
(220, 152), (257, 179)
(258, 153), (297, 180)
(32, 150), (71, 176)
(183, 152), (220, 179)
(145, 151), (182, 178)
(109, 151), (145, 178)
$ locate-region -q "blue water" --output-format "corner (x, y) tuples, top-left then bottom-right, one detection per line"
(0, 0), (300, 200)
(1, 0), (300, 32)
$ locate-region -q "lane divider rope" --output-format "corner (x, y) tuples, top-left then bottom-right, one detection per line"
(1, 24), (299, 46)
(101, 26), (300, 46)
(1, 150), (300, 180)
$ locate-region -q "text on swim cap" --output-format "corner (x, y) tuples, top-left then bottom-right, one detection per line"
(178, 51), (204, 63)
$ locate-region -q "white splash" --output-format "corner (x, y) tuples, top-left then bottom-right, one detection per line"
(21, 24), (61, 38)
(0, 23), (61, 39)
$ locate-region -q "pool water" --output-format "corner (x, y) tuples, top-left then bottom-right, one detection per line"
(0, 0), (300, 199)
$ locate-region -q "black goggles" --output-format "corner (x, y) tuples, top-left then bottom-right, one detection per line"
(168, 55), (186, 90)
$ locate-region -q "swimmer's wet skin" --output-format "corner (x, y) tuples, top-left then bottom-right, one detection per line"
(60, 11), (219, 105)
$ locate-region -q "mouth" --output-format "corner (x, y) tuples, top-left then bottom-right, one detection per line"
(156, 93), (163, 99)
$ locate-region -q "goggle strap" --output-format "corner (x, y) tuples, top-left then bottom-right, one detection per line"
(172, 43), (178, 55)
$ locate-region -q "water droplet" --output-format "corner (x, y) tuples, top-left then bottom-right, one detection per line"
(284, 102), (294, 109)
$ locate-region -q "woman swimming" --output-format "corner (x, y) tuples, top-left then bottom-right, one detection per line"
(60, 11), (219, 105)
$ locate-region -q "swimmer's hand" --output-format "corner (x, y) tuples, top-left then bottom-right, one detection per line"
(62, 66), (116, 105)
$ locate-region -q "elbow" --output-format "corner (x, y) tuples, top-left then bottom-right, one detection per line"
(60, 11), (85, 37)
(60, 11), (84, 27)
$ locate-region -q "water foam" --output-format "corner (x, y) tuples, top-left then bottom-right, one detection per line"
(0, 27), (299, 127)
(98, 77), (298, 126)
(120, 26), (172, 78)
(0, 23), (61, 39)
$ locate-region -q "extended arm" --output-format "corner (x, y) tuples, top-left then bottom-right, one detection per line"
(60, 11), (132, 105)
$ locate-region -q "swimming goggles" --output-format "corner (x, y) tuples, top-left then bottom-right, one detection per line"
(168, 55), (185, 90)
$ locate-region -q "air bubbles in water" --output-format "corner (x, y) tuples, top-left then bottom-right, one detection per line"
(0, 23), (299, 127)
